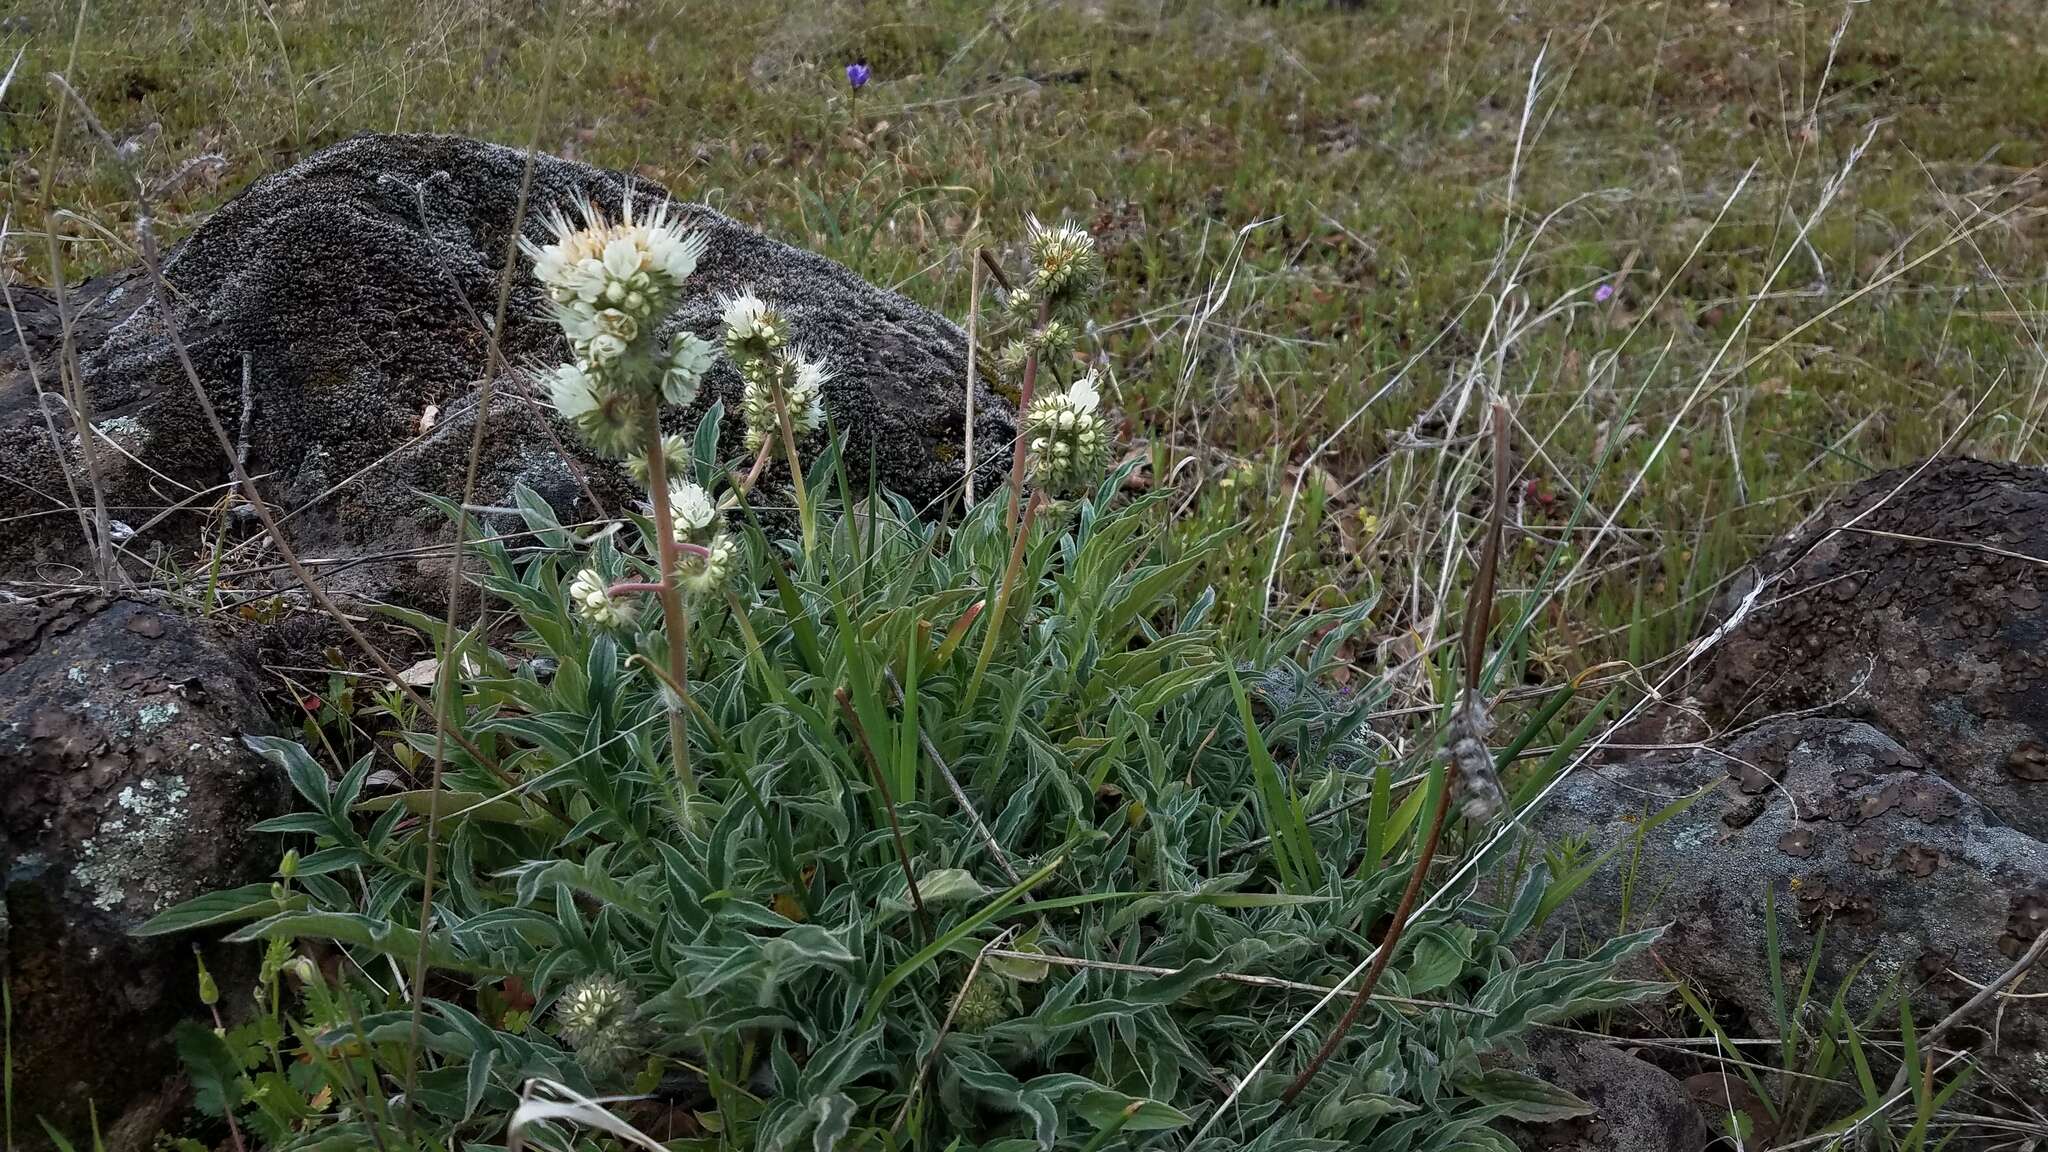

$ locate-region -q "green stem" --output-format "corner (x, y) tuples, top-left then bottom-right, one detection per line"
(769, 363), (816, 561)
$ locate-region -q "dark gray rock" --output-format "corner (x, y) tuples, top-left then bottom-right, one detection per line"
(1, 597), (289, 1149)
(1503, 1032), (1712, 1152)
(1691, 457), (2048, 841)
(1534, 717), (2048, 1086)
(1, 133), (1011, 600)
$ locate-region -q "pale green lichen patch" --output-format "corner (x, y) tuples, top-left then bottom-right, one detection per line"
(72, 775), (192, 913)
(136, 700), (182, 734)
(92, 414), (148, 445)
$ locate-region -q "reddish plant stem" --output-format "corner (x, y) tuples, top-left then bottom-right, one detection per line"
(1281, 402), (1513, 1105)
(640, 406), (697, 815)
(1280, 767), (1457, 1104)
(738, 436), (776, 494)
(1003, 298), (1052, 535)
(1464, 402), (1511, 693)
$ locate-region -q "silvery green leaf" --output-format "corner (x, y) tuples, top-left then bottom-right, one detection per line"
(810, 1093), (855, 1152)
(1454, 1068), (1594, 1122)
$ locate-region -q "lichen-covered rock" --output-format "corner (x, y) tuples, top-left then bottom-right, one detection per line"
(1, 597), (289, 1149)
(0, 133), (1011, 600)
(1692, 457), (2048, 840)
(1500, 1033), (1712, 1152)
(1534, 717), (2047, 1084)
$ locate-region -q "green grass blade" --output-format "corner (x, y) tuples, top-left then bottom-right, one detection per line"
(1766, 886), (1791, 1071)
(1510, 687), (1617, 811)
(1671, 977), (1779, 1120)
(1226, 665), (1321, 893)
(1366, 757), (1392, 868)
(859, 853), (1065, 1030)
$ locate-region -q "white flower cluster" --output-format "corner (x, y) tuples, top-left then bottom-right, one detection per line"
(553, 973), (643, 1082)
(568, 565), (636, 631)
(722, 291), (829, 454)
(669, 478), (718, 536)
(1023, 373), (1111, 497)
(720, 291), (788, 358)
(525, 195), (716, 456)
(1026, 218), (1103, 303)
(664, 333), (719, 406)
(681, 534), (738, 597)
(668, 479), (736, 598)
(998, 315), (1078, 376)
(994, 224), (1111, 497)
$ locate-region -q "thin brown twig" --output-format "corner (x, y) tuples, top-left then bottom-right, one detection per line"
(890, 928), (1017, 1136)
(38, 5), (119, 592)
(836, 687), (930, 942)
(1464, 401), (1512, 695)
(210, 388), (494, 563)
(0, 212), (95, 561)
(201, 989), (251, 1152)
(1279, 770), (1454, 1105)
(1854, 929), (2048, 1151)
(1841, 526), (2046, 567)
(964, 243), (982, 508)
(409, 180), (609, 521)
(976, 248), (1015, 293)
(737, 436), (777, 494)
(236, 353), (255, 472)
(406, 40), (554, 1127)
(1002, 297), (1051, 535)
(1281, 401), (1512, 1105)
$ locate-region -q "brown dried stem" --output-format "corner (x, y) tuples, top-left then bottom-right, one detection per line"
(38, 8), (120, 591)
(1281, 401), (1512, 1105)
(406, 43), (554, 1125)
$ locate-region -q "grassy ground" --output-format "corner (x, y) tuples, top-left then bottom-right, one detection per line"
(4, 0), (2047, 682)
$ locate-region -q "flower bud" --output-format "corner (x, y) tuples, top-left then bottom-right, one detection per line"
(195, 949), (219, 1006)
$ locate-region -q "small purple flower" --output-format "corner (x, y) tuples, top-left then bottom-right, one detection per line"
(1594, 282), (1616, 304)
(847, 60), (870, 90)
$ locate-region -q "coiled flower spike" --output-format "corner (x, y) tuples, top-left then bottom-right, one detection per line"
(740, 347), (830, 453)
(553, 973), (645, 1083)
(568, 566), (636, 630)
(1022, 372), (1111, 497)
(1026, 217), (1103, 312)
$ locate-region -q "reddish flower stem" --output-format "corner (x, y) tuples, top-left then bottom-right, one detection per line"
(1002, 298), (1053, 535)
(639, 407), (696, 815)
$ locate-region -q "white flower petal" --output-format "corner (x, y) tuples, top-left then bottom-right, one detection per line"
(602, 236), (640, 281)
(1068, 374), (1100, 413)
(668, 480), (718, 534)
